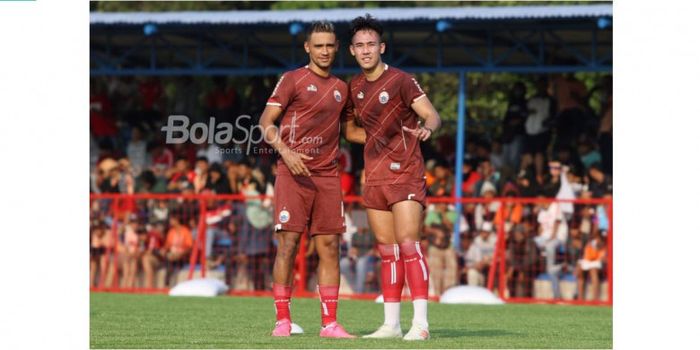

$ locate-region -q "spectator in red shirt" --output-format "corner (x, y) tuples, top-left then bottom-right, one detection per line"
(339, 163), (354, 196)
(461, 159), (482, 197)
(90, 80), (118, 139)
(138, 76), (163, 111)
(166, 157), (195, 192)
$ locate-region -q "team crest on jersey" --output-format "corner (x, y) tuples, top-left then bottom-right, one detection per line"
(307, 84), (317, 92)
(379, 91), (389, 104)
(333, 89), (342, 102)
(279, 210), (290, 223)
(357, 91), (364, 99)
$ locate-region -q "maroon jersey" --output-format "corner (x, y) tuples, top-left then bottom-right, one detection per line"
(267, 66), (353, 177)
(349, 65), (427, 185)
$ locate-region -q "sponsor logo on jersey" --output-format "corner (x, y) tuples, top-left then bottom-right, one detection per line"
(357, 91), (364, 99)
(333, 89), (342, 102)
(307, 84), (317, 92)
(390, 162), (401, 170)
(379, 91), (389, 104)
(279, 210), (290, 223)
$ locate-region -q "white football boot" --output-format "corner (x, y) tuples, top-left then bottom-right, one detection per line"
(362, 324), (403, 339)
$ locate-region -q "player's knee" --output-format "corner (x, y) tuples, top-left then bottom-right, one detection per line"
(318, 237), (339, 260)
(396, 231), (420, 244)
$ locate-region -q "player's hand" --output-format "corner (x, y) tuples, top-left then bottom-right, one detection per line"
(281, 150), (313, 176)
(402, 126), (432, 141)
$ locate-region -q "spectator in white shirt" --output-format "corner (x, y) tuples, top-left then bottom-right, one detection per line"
(522, 78), (555, 181)
(126, 126), (149, 176)
(534, 198), (568, 298)
(459, 234), (488, 287)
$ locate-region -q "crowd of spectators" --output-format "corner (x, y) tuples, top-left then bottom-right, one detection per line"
(90, 73), (612, 300)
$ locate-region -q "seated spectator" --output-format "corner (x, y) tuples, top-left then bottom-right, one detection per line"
(141, 221), (165, 289)
(459, 234), (488, 287)
(150, 142), (174, 173)
(490, 140), (504, 171)
(163, 216), (193, 286)
(474, 181), (499, 231)
(126, 126), (149, 176)
(587, 163), (612, 198)
(428, 160), (454, 197)
(193, 157), (209, 193)
(460, 159), (482, 197)
(576, 231), (607, 301)
(495, 185), (523, 233)
(473, 159), (501, 197)
(205, 163), (232, 194)
(516, 169), (540, 197)
(166, 157), (195, 192)
(339, 209), (378, 293)
(90, 222), (112, 287)
(577, 137), (602, 171)
(121, 218), (143, 288)
(507, 224), (538, 297)
(231, 182), (273, 291)
(565, 226), (584, 272)
(577, 205), (598, 238)
(424, 201), (465, 295)
(534, 197), (568, 299)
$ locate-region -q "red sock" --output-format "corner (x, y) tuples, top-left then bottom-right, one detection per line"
(378, 244), (405, 302)
(318, 285), (339, 326)
(273, 283), (292, 321)
(400, 241), (429, 300)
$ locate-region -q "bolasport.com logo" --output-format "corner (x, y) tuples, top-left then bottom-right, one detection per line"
(160, 115), (323, 155)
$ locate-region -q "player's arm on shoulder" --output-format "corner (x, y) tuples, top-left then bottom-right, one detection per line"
(341, 83), (365, 144)
(342, 117), (366, 144)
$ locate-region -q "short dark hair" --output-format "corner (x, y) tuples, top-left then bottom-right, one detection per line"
(349, 14), (383, 41)
(305, 21), (335, 41)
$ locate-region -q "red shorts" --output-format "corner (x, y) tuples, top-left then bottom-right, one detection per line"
(362, 181), (427, 211)
(274, 175), (345, 235)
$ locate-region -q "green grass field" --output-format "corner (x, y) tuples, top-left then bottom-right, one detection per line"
(90, 293), (611, 349)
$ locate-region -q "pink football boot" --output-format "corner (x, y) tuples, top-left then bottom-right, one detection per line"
(271, 319), (292, 337)
(319, 321), (356, 339)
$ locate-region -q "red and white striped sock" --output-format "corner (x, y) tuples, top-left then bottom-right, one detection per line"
(378, 244), (404, 328)
(400, 241), (429, 301)
(378, 244), (405, 303)
(318, 285), (339, 326)
(273, 283), (292, 321)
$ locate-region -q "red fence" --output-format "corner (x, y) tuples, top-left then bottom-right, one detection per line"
(89, 193), (612, 306)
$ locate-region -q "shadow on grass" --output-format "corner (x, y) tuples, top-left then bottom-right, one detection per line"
(431, 328), (515, 339)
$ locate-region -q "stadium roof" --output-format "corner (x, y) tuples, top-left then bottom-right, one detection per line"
(90, 4), (612, 76)
(90, 4), (612, 25)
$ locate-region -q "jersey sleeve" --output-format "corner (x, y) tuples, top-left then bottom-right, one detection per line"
(399, 73), (427, 107)
(267, 73), (295, 109)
